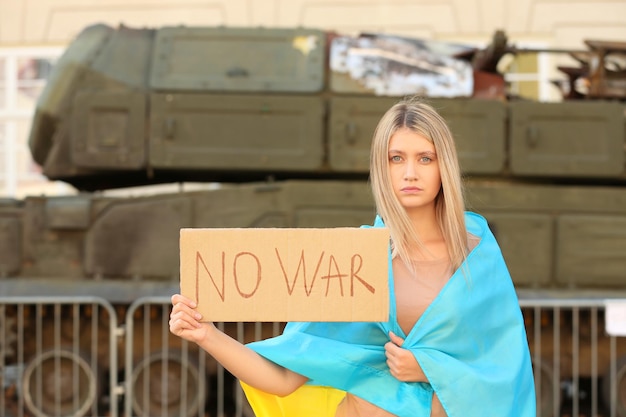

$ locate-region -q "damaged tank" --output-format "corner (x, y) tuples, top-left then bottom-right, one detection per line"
(2, 23), (626, 417)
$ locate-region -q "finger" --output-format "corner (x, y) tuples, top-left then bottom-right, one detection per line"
(169, 314), (191, 333)
(388, 331), (404, 347)
(171, 301), (201, 317)
(384, 342), (401, 362)
(171, 294), (197, 308)
(385, 354), (399, 377)
(169, 310), (202, 331)
(171, 300), (202, 320)
(173, 309), (203, 326)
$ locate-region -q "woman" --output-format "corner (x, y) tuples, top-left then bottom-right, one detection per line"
(170, 96), (536, 416)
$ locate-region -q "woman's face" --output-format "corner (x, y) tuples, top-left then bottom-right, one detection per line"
(387, 128), (442, 214)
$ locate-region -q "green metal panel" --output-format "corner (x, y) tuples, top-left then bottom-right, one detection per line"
(509, 101), (624, 178)
(556, 215), (626, 286)
(72, 91), (146, 169)
(89, 26), (154, 89)
(294, 208), (375, 228)
(478, 212), (553, 287)
(468, 180), (626, 288)
(28, 24), (113, 165)
(1, 203), (24, 277)
(466, 180), (626, 214)
(21, 198), (84, 279)
(431, 98), (506, 174)
(0, 217), (21, 276)
(191, 183), (289, 228)
(85, 196), (193, 280)
(149, 94), (324, 171)
(328, 97), (506, 174)
(45, 197), (91, 230)
(328, 96), (398, 172)
(150, 27), (325, 92)
(285, 180), (375, 227)
(191, 180), (374, 229)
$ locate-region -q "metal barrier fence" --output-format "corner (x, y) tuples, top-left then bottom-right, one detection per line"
(1, 295), (626, 417)
(0, 297), (118, 417)
(520, 298), (626, 417)
(122, 297), (283, 417)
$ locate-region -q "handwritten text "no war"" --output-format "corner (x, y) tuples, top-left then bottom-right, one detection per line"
(196, 249), (378, 301)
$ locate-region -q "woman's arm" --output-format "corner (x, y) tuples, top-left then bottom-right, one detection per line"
(169, 294), (308, 396)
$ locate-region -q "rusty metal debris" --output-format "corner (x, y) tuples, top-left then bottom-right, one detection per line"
(449, 30), (626, 101)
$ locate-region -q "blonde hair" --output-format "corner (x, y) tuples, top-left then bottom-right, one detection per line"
(369, 96), (468, 270)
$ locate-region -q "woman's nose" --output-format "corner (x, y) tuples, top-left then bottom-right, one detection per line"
(404, 162), (418, 179)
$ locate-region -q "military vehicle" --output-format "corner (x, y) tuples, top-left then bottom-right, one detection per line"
(1, 23), (626, 417)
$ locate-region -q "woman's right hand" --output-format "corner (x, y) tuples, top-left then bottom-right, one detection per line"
(169, 294), (216, 345)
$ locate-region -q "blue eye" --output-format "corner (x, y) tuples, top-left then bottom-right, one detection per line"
(390, 155), (402, 162)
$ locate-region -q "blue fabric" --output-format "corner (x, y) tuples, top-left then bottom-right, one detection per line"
(247, 212), (536, 416)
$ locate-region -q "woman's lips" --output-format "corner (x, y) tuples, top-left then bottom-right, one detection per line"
(401, 186), (423, 193)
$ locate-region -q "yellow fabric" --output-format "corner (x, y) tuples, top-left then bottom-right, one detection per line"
(241, 381), (346, 417)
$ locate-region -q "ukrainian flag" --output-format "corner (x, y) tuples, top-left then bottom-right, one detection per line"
(243, 213), (536, 417)
(241, 383), (345, 416)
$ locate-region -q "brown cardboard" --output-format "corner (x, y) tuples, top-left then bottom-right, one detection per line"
(180, 227), (390, 322)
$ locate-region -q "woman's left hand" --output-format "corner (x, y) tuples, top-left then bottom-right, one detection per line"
(384, 331), (427, 382)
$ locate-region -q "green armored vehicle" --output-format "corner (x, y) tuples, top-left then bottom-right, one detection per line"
(1, 23), (626, 417)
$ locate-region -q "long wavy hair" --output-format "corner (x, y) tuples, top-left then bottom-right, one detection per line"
(369, 96), (468, 270)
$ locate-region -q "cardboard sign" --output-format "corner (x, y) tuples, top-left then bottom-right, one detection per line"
(180, 227), (390, 322)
